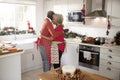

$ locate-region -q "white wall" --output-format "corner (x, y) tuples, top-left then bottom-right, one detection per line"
(66, 24), (120, 38)
(36, 0), (44, 35)
(43, 0), (120, 38)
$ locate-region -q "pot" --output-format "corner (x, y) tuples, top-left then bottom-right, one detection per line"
(95, 37), (105, 45)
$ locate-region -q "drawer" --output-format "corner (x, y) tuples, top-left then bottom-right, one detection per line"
(99, 65), (120, 80)
(100, 48), (120, 56)
(100, 59), (120, 69)
(100, 53), (120, 63)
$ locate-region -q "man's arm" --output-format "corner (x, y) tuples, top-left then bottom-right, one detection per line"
(41, 34), (53, 41)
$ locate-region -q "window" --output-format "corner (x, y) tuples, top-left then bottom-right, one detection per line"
(0, 3), (36, 35)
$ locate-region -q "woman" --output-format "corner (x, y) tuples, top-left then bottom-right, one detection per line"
(37, 11), (63, 72)
(41, 13), (65, 68)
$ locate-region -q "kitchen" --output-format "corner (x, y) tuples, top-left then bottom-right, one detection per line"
(0, 0), (120, 80)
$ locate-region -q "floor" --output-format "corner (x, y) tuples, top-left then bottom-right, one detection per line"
(22, 66), (54, 80)
(22, 68), (43, 80)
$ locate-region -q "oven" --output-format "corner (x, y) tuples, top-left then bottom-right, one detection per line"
(79, 44), (100, 70)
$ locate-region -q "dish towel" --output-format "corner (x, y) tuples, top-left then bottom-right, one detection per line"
(51, 42), (59, 64)
(83, 51), (91, 60)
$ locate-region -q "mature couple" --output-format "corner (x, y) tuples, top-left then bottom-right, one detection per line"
(37, 11), (65, 72)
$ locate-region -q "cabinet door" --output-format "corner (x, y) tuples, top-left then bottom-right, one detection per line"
(21, 43), (42, 73)
(107, 0), (120, 18)
(99, 65), (120, 80)
(111, 0), (120, 27)
(111, 0), (120, 18)
(107, 0), (120, 27)
(17, 42), (35, 73)
(61, 43), (79, 67)
(106, 0), (112, 16)
(21, 49), (34, 73)
(32, 43), (42, 69)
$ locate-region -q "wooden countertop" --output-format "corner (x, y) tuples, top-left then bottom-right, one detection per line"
(38, 68), (112, 80)
(0, 49), (23, 56)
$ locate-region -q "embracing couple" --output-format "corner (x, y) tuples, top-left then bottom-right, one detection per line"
(36, 11), (65, 72)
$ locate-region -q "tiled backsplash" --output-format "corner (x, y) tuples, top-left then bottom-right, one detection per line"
(64, 20), (120, 38)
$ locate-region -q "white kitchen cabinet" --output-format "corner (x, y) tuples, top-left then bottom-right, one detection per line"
(21, 49), (34, 73)
(99, 47), (120, 80)
(0, 51), (23, 80)
(107, 0), (120, 27)
(32, 44), (42, 69)
(17, 42), (42, 73)
(107, 0), (120, 18)
(61, 42), (79, 67)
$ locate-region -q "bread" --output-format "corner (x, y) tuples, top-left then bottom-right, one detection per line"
(84, 37), (95, 42)
(7, 47), (17, 51)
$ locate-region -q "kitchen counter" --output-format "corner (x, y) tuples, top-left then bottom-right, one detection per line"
(0, 37), (42, 73)
(0, 50), (24, 80)
(0, 37), (37, 51)
(11, 38), (37, 45)
(65, 38), (120, 50)
(0, 49), (23, 57)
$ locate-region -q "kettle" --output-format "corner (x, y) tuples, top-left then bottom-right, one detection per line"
(100, 37), (105, 44)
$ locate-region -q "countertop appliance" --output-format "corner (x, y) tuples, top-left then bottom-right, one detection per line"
(79, 44), (100, 70)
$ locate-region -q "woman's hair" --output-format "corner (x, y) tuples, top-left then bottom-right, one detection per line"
(54, 14), (63, 25)
(47, 11), (55, 20)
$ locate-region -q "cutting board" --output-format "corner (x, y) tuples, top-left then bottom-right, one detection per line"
(0, 49), (23, 55)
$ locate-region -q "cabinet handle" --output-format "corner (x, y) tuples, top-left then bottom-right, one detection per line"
(106, 67), (111, 71)
(109, 49), (112, 52)
(76, 46), (79, 53)
(32, 54), (34, 60)
(107, 61), (112, 65)
(108, 55), (112, 59)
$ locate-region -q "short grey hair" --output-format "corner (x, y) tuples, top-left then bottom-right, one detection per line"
(54, 14), (63, 24)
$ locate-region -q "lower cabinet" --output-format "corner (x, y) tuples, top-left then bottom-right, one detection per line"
(61, 42), (79, 67)
(99, 64), (120, 80)
(17, 42), (42, 73)
(64, 41), (120, 80)
(0, 53), (22, 80)
(99, 47), (120, 80)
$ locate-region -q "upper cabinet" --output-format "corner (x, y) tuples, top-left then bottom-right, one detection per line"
(85, 0), (107, 17)
(107, 0), (120, 18)
(106, 0), (120, 27)
(85, 0), (120, 27)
